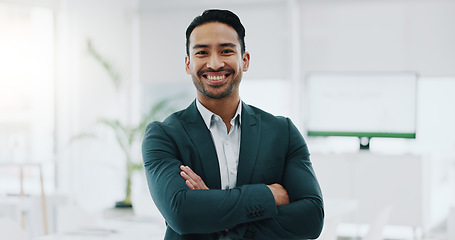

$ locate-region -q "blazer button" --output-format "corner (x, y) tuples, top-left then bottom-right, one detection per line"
(247, 212), (254, 218)
(254, 210), (260, 217)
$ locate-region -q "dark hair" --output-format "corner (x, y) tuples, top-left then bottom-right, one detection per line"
(186, 9), (246, 56)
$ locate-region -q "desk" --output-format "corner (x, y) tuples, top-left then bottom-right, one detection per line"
(311, 152), (446, 234)
(33, 216), (166, 240)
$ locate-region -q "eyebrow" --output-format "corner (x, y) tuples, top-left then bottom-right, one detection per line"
(220, 43), (237, 48)
(192, 43), (237, 49)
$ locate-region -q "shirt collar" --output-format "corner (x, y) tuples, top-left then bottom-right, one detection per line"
(196, 99), (242, 129)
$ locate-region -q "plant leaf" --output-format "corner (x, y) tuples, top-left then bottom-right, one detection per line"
(87, 39), (122, 90)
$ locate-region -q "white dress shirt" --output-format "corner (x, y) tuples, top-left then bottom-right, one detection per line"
(196, 100), (241, 239)
(196, 99), (242, 190)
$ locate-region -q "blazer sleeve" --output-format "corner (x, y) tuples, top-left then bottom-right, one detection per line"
(226, 118), (324, 240)
(142, 121), (278, 235)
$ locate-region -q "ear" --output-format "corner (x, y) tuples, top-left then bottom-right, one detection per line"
(242, 52), (250, 72)
(185, 55), (191, 74)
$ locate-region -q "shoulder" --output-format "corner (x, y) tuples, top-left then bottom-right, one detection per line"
(145, 101), (202, 136)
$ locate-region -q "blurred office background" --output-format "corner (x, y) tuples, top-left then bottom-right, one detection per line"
(1, 0), (455, 239)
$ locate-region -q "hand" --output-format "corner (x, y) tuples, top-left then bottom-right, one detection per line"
(267, 183), (289, 206)
(180, 165), (209, 190)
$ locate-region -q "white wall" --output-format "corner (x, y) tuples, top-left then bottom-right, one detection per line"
(300, 0), (455, 75)
(139, 1), (289, 85)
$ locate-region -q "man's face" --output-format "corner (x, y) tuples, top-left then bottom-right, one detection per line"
(185, 22), (250, 100)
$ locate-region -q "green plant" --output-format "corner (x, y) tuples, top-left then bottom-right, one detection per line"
(73, 39), (175, 207)
(98, 99), (172, 207)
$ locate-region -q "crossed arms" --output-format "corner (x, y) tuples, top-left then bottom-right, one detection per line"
(142, 116), (324, 239)
(180, 165), (290, 207)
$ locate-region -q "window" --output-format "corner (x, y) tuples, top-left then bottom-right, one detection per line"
(0, 3), (55, 194)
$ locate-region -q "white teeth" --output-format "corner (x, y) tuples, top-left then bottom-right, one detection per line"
(206, 75), (225, 81)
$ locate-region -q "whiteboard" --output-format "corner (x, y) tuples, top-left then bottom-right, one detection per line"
(305, 72), (417, 138)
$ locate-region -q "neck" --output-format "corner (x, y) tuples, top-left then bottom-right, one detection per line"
(198, 93), (240, 124)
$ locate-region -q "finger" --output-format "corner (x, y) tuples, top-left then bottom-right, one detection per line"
(180, 171), (190, 181)
(181, 171), (199, 189)
(180, 168), (196, 182)
(185, 180), (196, 189)
(182, 166), (199, 179)
(182, 166), (203, 185)
(181, 165), (209, 189)
(180, 166), (197, 183)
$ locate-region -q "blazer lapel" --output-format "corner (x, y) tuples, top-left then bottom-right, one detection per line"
(181, 101), (221, 189)
(237, 103), (261, 186)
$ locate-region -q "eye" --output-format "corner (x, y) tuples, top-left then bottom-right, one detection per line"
(221, 49), (234, 54)
(195, 50), (208, 55)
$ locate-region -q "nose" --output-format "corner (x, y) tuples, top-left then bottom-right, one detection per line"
(207, 54), (225, 70)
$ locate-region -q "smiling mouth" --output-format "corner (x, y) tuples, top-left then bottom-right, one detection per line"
(204, 74), (230, 81)
(202, 72), (232, 85)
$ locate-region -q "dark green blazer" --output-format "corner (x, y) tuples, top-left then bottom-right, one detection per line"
(142, 101), (323, 240)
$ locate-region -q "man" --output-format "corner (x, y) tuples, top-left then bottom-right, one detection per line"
(142, 9), (323, 240)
